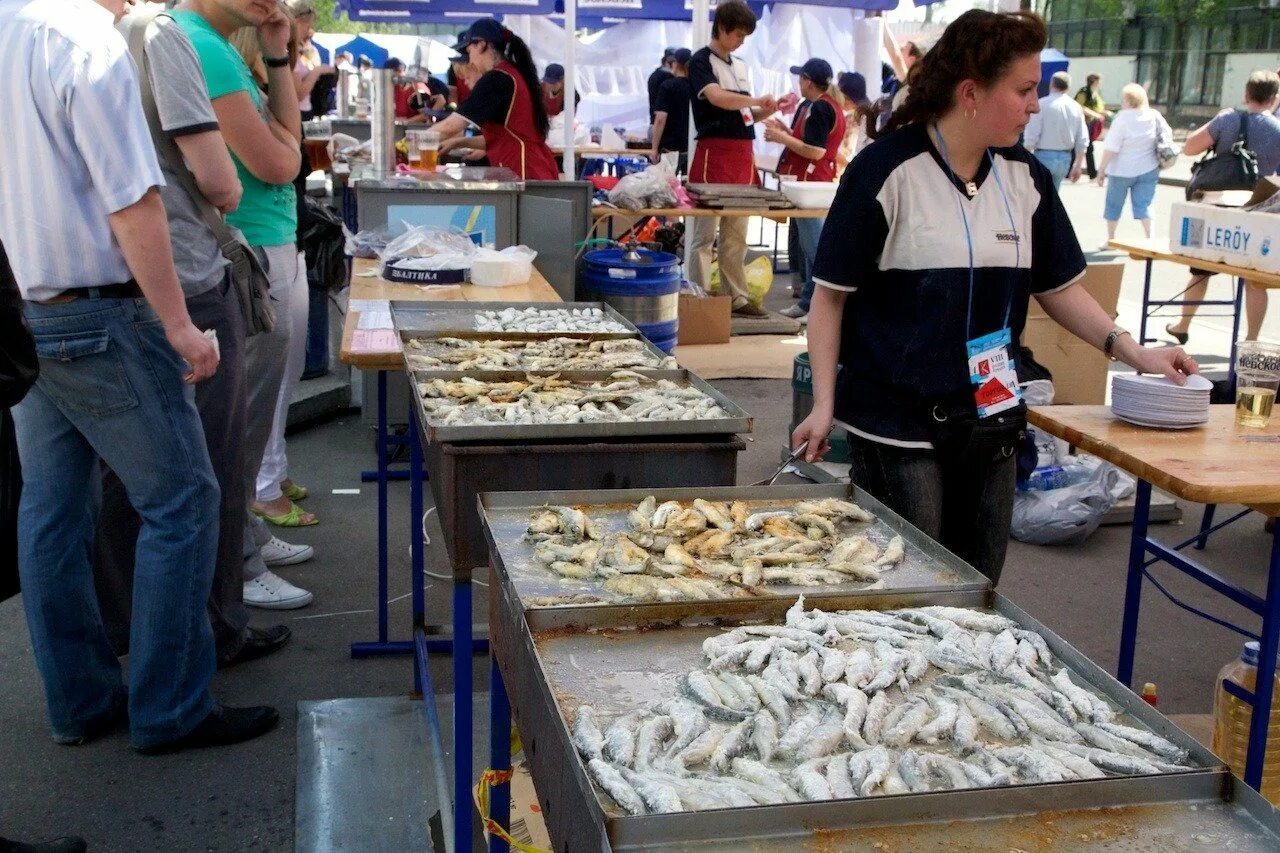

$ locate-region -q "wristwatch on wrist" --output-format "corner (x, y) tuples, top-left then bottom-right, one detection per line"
(1103, 327), (1131, 360)
(264, 56), (290, 68)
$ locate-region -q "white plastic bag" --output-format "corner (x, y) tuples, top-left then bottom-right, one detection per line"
(1020, 379), (1070, 468)
(378, 224), (477, 276)
(607, 162), (677, 211)
(470, 246), (538, 287)
(1011, 459), (1123, 546)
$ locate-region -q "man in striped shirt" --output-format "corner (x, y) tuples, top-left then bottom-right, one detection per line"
(0, 0), (276, 753)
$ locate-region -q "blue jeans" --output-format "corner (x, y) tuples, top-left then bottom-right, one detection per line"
(13, 296), (219, 747)
(1034, 150), (1072, 190)
(794, 216), (825, 312)
(1104, 168), (1159, 221)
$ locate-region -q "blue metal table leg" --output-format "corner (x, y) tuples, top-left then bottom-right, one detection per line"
(454, 581), (474, 848)
(1244, 525), (1280, 788)
(1196, 504), (1218, 551)
(377, 369), (389, 643)
(409, 402), (425, 694)
(1117, 479), (1153, 687)
(1139, 259), (1153, 345)
(489, 659), (512, 853)
(1230, 276), (1245, 386)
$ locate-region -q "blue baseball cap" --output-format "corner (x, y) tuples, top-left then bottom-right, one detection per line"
(789, 58), (833, 87)
(672, 48), (692, 66)
(543, 63), (565, 83)
(450, 19), (509, 53)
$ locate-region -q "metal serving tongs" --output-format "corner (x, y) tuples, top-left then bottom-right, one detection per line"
(750, 440), (806, 486)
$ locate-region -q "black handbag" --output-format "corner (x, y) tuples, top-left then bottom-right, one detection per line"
(1186, 109), (1260, 200)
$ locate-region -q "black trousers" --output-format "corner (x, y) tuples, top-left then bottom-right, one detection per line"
(94, 275), (249, 658)
(848, 433), (1018, 585)
(1085, 140), (1098, 179)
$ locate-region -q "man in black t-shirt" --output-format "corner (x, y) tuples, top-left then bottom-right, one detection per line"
(650, 48), (692, 171)
(647, 48), (676, 123)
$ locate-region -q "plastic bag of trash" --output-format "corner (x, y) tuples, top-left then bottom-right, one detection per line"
(1011, 458), (1125, 546)
(709, 256), (774, 307)
(1020, 379), (1070, 468)
(607, 162), (678, 211)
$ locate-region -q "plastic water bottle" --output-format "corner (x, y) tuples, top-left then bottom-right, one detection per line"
(1212, 641), (1280, 804)
(1019, 463), (1092, 492)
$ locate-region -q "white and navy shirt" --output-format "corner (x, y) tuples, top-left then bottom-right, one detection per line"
(0, 0), (165, 301)
(813, 122), (1086, 448)
(687, 46), (755, 141)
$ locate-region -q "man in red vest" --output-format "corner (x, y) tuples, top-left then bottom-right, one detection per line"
(767, 58), (844, 324)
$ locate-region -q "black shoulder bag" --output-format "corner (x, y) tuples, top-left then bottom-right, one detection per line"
(1186, 109), (1260, 200)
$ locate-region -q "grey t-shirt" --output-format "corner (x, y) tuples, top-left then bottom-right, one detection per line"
(139, 15), (228, 298)
(1207, 108), (1280, 177)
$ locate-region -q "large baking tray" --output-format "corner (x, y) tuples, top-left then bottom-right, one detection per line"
(489, 584), (1280, 852)
(391, 300), (638, 335)
(480, 484), (990, 615)
(400, 329), (674, 374)
(410, 370), (753, 443)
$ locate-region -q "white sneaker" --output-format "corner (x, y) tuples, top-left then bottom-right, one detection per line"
(261, 536), (314, 567)
(244, 571), (314, 610)
(798, 313), (809, 326)
(780, 305), (807, 319)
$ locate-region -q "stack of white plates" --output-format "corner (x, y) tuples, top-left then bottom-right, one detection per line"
(1111, 373), (1213, 429)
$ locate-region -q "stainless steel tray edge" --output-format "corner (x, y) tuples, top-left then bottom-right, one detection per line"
(411, 370), (753, 443)
(400, 329), (666, 363)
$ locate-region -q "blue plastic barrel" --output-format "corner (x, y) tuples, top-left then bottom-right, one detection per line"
(581, 248), (682, 353)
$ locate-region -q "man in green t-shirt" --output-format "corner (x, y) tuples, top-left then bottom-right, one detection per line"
(1075, 73), (1112, 179)
(175, 0), (317, 610)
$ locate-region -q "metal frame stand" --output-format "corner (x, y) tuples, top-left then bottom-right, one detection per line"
(1117, 479), (1280, 789)
(1137, 259), (1245, 381)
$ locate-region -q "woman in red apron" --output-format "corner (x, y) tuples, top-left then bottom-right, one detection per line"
(433, 19), (559, 180)
(765, 58), (845, 323)
(686, 1), (779, 317)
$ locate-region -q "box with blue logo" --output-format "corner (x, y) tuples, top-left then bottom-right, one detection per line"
(1169, 197), (1280, 274)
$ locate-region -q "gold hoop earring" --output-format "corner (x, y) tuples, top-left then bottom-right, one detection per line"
(965, 108), (977, 121)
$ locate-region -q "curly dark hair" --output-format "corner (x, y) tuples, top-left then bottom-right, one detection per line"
(885, 10), (1047, 133)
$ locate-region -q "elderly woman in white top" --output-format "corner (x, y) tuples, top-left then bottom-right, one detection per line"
(1097, 83), (1170, 244)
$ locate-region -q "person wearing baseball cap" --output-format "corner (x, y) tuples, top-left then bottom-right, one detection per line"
(766, 57), (845, 323)
(650, 48), (693, 171)
(648, 48), (678, 123)
(430, 19), (559, 179)
(540, 62), (580, 118)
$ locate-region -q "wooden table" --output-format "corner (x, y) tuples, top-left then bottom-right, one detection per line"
(1108, 237), (1280, 372)
(1030, 404), (1280, 790)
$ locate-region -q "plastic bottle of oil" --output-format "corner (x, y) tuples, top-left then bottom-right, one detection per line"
(1212, 640), (1280, 804)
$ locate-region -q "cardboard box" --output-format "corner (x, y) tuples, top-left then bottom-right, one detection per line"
(1021, 263), (1123, 405)
(473, 757), (551, 851)
(677, 294), (732, 345)
(1169, 199), (1280, 273)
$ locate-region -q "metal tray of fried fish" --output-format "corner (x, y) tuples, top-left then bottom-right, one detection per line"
(410, 369), (752, 443)
(390, 300), (638, 335)
(400, 329), (676, 374)
(480, 484), (989, 615)
(488, 585), (1279, 852)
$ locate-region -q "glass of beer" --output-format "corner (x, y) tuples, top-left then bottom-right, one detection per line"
(1235, 341), (1280, 428)
(406, 130), (424, 168)
(421, 130), (440, 170)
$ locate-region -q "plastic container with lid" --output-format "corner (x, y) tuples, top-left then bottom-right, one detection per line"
(1212, 640), (1280, 804)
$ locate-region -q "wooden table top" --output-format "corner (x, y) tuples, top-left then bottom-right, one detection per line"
(1028, 405), (1280, 515)
(592, 206), (827, 222)
(340, 257), (561, 370)
(1108, 237), (1280, 288)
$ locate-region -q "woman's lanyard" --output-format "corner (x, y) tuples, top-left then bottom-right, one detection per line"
(931, 122), (1024, 417)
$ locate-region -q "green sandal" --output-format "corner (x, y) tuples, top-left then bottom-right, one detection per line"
(282, 482), (309, 501)
(251, 501), (318, 527)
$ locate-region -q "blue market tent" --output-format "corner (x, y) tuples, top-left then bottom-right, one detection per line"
(335, 34), (389, 66)
(1039, 48), (1070, 97)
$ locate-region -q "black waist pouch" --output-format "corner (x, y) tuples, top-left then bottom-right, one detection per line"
(924, 399), (1028, 460)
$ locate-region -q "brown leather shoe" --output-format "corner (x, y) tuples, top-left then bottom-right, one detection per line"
(731, 303), (769, 318)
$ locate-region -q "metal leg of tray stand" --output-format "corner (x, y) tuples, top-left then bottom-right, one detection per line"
(1139, 259), (1154, 345)
(489, 660), (512, 853)
(416, 629), (456, 847)
(454, 581), (474, 848)
(410, 402), (425, 693)
(1243, 529), (1280, 788)
(1117, 479), (1153, 687)
(1196, 505), (1218, 551)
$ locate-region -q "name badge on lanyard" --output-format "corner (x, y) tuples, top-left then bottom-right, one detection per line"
(967, 328), (1022, 417)
(932, 123), (1024, 419)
